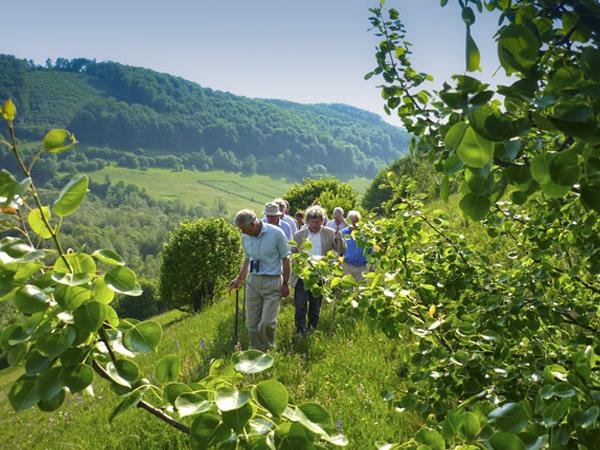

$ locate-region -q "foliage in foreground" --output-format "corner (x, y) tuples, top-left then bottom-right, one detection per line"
(0, 104), (346, 449)
(316, 0), (599, 448)
(160, 218), (242, 312)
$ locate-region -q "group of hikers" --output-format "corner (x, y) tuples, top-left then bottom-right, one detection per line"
(229, 198), (372, 351)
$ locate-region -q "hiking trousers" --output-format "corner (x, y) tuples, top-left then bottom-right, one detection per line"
(245, 274), (282, 351)
(294, 279), (322, 334)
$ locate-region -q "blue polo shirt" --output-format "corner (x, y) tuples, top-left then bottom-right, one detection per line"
(261, 217), (292, 240)
(341, 226), (370, 266)
(242, 222), (291, 276)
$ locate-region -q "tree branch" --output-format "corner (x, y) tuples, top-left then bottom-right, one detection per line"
(91, 360), (190, 434)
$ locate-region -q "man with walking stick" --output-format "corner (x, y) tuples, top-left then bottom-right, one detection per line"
(229, 209), (291, 351)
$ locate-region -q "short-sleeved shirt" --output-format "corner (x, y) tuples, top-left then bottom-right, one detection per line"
(261, 217), (292, 240)
(242, 222), (291, 276)
(282, 214), (298, 235)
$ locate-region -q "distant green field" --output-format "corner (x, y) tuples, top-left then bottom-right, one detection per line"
(90, 167), (371, 214)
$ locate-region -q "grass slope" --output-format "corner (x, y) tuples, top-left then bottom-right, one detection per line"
(0, 295), (419, 449)
(91, 166), (371, 213)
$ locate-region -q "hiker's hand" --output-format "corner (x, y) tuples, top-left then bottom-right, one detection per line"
(229, 277), (241, 292)
(281, 281), (290, 297)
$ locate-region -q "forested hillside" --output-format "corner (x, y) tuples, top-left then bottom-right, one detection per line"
(0, 54), (408, 178)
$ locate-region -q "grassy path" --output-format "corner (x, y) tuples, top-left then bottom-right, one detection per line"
(0, 294), (419, 449)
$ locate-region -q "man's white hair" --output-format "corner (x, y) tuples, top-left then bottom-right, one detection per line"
(305, 205), (326, 221)
(333, 207), (344, 215)
(347, 210), (361, 221)
(234, 209), (257, 227)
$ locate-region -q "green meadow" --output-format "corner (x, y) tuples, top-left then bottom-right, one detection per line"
(0, 295), (419, 449)
(90, 166), (371, 213)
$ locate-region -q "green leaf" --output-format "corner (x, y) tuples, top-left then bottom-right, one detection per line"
(456, 127), (494, 168)
(36, 367), (64, 400)
(190, 413), (222, 449)
(73, 301), (106, 332)
(123, 321), (162, 353)
(14, 285), (50, 314)
(27, 207), (52, 239)
(415, 428), (445, 450)
(297, 402), (336, 436)
(466, 27), (480, 72)
(462, 7), (475, 25)
(222, 402), (255, 433)
(36, 327), (76, 357)
(54, 284), (91, 310)
(445, 122), (468, 153)
(488, 403), (528, 433)
(54, 252), (96, 275)
(459, 193), (490, 220)
(530, 153), (553, 185)
(53, 175), (88, 217)
(465, 170), (494, 195)
(215, 386), (252, 411)
(542, 397), (570, 426)
(92, 249), (125, 266)
(274, 422), (311, 450)
(8, 376), (39, 412)
(549, 103), (596, 138)
(51, 272), (91, 287)
(92, 277), (115, 304)
(540, 180), (570, 198)
(256, 379), (289, 418)
(109, 386), (147, 422)
(461, 412), (481, 440)
(37, 388), (66, 412)
(581, 184), (600, 212)
(174, 392), (212, 418)
(469, 105), (517, 141)
(163, 382), (193, 404)
(232, 350), (274, 374)
(2, 99), (17, 121)
(498, 24), (539, 74)
(155, 354), (180, 384)
(43, 129), (78, 153)
(489, 431), (526, 450)
(106, 359), (140, 388)
(105, 266), (142, 296)
(549, 149), (579, 186)
(25, 351), (53, 375)
(574, 405), (599, 429)
(60, 364), (93, 394)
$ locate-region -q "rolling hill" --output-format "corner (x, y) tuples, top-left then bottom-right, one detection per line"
(0, 54), (408, 179)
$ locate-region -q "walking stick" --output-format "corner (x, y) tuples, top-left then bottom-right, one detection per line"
(241, 283), (245, 323)
(234, 288), (239, 346)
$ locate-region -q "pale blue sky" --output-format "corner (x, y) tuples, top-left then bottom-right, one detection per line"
(2, 0), (507, 124)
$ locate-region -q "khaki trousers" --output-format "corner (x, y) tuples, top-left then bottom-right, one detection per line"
(245, 274), (282, 351)
(343, 263), (368, 281)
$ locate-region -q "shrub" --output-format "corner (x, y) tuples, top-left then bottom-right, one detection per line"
(362, 153), (440, 213)
(114, 278), (168, 320)
(284, 176), (358, 214)
(159, 217), (242, 311)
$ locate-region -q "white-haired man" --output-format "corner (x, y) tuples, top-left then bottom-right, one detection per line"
(341, 210), (373, 281)
(229, 209), (291, 351)
(326, 207), (348, 231)
(291, 205), (346, 335)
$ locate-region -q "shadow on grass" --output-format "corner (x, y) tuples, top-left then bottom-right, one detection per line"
(161, 312), (192, 329)
(190, 296), (360, 380)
